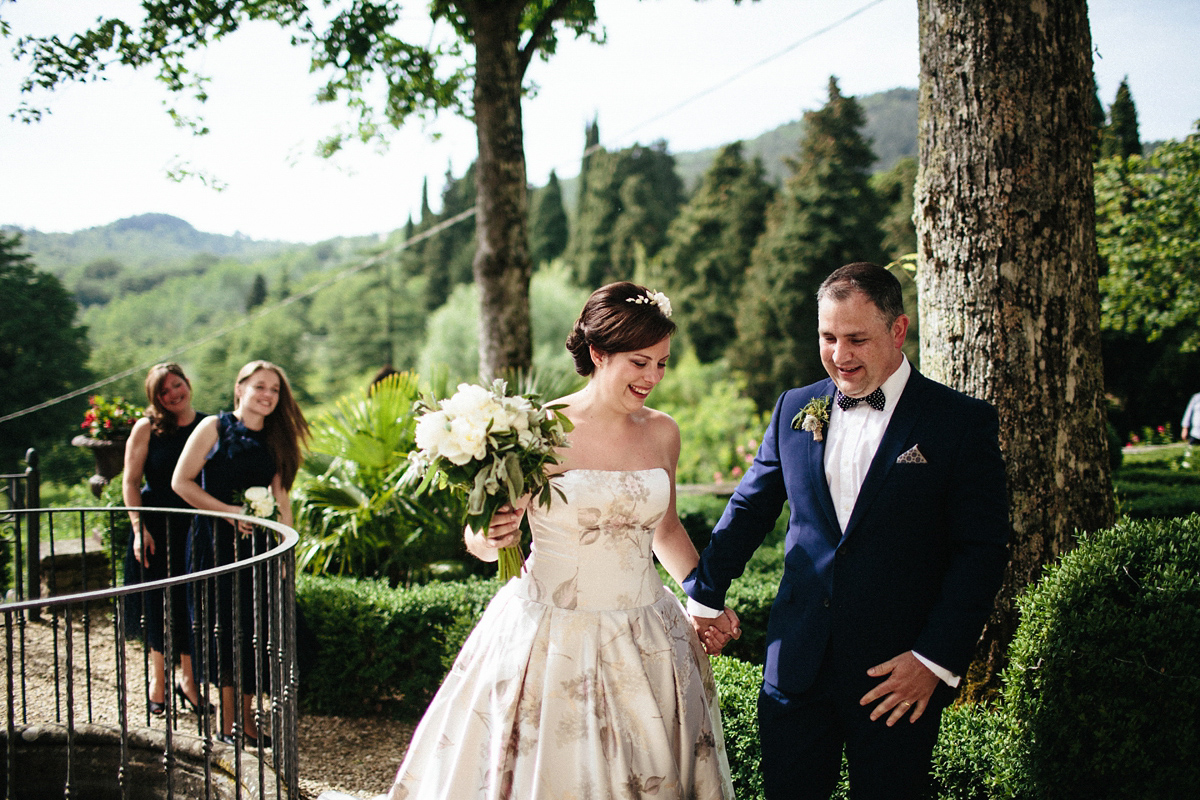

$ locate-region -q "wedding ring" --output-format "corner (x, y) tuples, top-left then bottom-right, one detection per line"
(902, 701), (912, 707)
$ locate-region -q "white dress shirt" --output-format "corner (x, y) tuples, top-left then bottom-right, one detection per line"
(689, 357), (959, 687)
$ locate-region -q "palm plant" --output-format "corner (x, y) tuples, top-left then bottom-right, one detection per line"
(294, 372), (470, 586)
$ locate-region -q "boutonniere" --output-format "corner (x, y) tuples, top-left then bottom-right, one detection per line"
(791, 396), (832, 442)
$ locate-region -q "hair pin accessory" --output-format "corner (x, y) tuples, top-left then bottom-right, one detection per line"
(626, 290), (672, 318)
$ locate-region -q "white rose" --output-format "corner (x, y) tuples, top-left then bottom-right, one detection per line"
(243, 486), (276, 518)
(442, 415), (489, 466)
(442, 384), (497, 419)
(414, 410), (451, 456)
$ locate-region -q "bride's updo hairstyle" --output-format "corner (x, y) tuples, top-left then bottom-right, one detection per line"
(566, 282), (676, 376)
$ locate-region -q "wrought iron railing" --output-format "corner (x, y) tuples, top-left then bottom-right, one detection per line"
(1, 505), (300, 800)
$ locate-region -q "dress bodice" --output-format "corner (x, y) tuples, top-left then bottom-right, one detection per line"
(141, 413), (206, 508)
(519, 468), (669, 611)
(200, 411), (277, 505)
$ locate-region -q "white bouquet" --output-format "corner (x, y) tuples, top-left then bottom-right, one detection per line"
(239, 486), (278, 535)
(404, 379), (573, 580)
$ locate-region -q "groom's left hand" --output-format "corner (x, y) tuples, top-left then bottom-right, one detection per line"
(860, 651), (939, 726)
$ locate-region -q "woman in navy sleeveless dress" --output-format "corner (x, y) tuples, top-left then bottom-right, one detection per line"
(172, 360), (309, 747)
(121, 363), (208, 716)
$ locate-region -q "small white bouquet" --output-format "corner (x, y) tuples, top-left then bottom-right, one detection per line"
(404, 379), (573, 580)
(239, 486), (278, 535)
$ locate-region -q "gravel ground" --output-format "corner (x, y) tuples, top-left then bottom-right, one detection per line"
(4, 614), (414, 799)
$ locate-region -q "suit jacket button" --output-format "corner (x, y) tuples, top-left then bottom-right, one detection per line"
(823, 597), (831, 608)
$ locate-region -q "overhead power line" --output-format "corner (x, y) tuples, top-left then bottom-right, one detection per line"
(592, 0), (891, 156)
(2, 0), (890, 427)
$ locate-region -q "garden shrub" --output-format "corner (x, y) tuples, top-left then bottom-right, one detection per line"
(930, 702), (1025, 800)
(297, 572), (500, 718)
(1002, 515), (1200, 798)
(719, 570), (780, 665)
(712, 655), (764, 800)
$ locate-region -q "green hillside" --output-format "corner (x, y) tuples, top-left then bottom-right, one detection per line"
(12, 213), (293, 275)
(564, 86), (917, 211)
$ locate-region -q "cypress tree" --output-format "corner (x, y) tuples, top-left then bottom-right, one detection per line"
(871, 156), (918, 260)
(653, 141), (773, 362)
(1101, 77), (1141, 160)
(734, 77), (885, 411)
(567, 141), (682, 288)
(419, 163), (478, 310)
(1089, 76), (1107, 161)
(246, 273), (268, 311)
(577, 116), (600, 211)
(529, 170), (569, 266)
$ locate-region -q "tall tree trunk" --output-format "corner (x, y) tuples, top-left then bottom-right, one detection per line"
(915, 0), (1115, 699)
(468, 1), (534, 379)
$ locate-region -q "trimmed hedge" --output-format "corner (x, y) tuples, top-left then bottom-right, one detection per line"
(1002, 515), (1200, 798)
(711, 655), (764, 799)
(297, 573), (501, 718)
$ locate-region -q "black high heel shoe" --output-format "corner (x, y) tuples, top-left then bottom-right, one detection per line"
(216, 731), (272, 749)
(174, 684), (216, 715)
(148, 698), (166, 716)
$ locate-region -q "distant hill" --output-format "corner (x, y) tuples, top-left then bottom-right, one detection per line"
(5, 213), (293, 278)
(672, 87), (918, 190)
(8, 88), (920, 268)
(560, 87), (918, 212)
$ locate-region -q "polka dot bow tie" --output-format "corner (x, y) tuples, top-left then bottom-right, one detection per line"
(835, 388), (886, 412)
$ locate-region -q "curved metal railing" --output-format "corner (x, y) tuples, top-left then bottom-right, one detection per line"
(1, 506), (300, 800)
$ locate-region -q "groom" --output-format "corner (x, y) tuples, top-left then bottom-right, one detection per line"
(685, 262), (1009, 799)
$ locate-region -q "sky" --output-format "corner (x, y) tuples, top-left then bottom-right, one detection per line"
(1, 0), (1198, 244)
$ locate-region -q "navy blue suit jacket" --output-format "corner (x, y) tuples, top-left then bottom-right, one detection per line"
(684, 369), (1009, 695)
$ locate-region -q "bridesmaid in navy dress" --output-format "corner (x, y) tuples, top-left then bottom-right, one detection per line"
(172, 360), (309, 746)
(121, 363), (208, 716)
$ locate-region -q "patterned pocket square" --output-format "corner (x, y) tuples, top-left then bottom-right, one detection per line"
(897, 445), (928, 464)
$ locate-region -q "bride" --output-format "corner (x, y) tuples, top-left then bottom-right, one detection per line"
(384, 282), (738, 800)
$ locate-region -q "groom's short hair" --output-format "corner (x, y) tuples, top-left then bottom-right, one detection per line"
(817, 262), (906, 326)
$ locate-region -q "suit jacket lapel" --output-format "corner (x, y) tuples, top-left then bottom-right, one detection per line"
(802, 380), (842, 543)
(840, 371), (927, 542)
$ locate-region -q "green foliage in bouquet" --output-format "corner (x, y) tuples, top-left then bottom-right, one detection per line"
(404, 379), (573, 580)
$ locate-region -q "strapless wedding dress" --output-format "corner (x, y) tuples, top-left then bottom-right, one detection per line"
(387, 468), (734, 800)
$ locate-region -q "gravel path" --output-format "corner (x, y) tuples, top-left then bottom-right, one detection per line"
(4, 614), (414, 799)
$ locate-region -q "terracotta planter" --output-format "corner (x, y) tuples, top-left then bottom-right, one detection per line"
(71, 435), (128, 497)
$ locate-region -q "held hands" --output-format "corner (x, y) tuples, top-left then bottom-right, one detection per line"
(690, 608), (741, 656)
(860, 651), (940, 726)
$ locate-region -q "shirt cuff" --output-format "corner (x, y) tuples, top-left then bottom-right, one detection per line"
(914, 651), (960, 688)
(686, 597), (723, 618)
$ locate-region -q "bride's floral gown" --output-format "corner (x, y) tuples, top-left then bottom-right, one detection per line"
(387, 468), (734, 800)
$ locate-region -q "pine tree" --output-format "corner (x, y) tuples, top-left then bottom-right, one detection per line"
(529, 170), (569, 266)
(734, 77), (885, 411)
(653, 142), (773, 362)
(1101, 77), (1141, 159)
